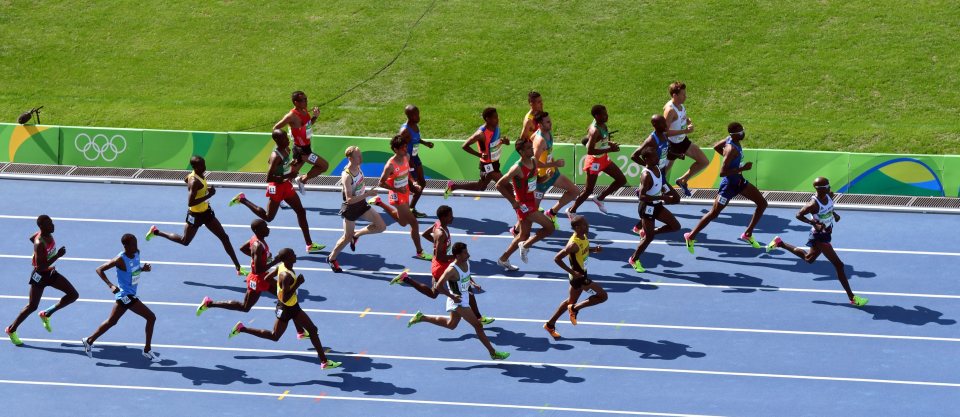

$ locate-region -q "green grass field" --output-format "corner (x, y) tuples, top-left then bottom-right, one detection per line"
(1, 1), (958, 154)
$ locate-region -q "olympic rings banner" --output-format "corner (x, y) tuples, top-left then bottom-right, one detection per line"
(59, 126), (142, 167)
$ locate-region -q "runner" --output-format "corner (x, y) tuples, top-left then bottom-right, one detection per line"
(369, 135), (430, 259)
(684, 122), (768, 252)
(81, 234), (158, 360)
(5, 215), (79, 346)
(146, 155), (245, 276)
(398, 105), (434, 218)
(228, 248), (342, 369)
(495, 137), (555, 270)
(274, 90), (328, 193)
(390, 205), (493, 325)
(663, 81), (709, 197)
(631, 114), (673, 234)
(766, 177), (869, 306)
(510, 110), (578, 234)
(543, 215), (607, 340)
(443, 107), (510, 197)
(228, 129), (325, 255)
(407, 242), (510, 360)
(627, 147), (681, 273)
(327, 146), (386, 273)
(519, 91), (544, 142)
(568, 104), (627, 216)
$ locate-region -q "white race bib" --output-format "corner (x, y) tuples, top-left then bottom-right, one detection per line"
(490, 144), (502, 161)
(526, 176), (537, 191)
(482, 163), (494, 174)
(395, 175), (408, 188)
(412, 144), (419, 157)
(307, 153), (319, 164)
(267, 185), (277, 195)
(718, 196), (729, 205)
(644, 205), (655, 215)
(591, 162), (600, 172)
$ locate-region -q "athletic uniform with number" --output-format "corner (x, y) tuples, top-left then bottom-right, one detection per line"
(289, 108), (318, 164)
(649, 131), (670, 170)
(445, 262), (473, 312)
(567, 234), (594, 290)
(477, 125), (504, 179)
(430, 221), (453, 281)
(639, 166), (670, 220)
(386, 156), (411, 206)
(523, 110), (540, 140)
(583, 121), (613, 175)
(717, 138), (748, 206)
(512, 161), (538, 221)
(266, 147), (295, 203)
(28, 232), (64, 287)
(114, 251), (144, 307)
(185, 171), (215, 227)
(339, 167), (371, 221)
(534, 129), (560, 197)
(274, 263), (303, 321)
(808, 194), (835, 246)
(666, 101), (692, 160)
(402, 123), (423, 170)
(244, 236), (272, 293)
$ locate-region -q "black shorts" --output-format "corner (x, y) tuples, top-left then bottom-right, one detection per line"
(569, 272), (593, 290)
(479, 161), (501, 179)
(807, 227), (833, 246)
(115, 293), (141, 307)
(28, 269), (64, 287)
(667, 137), (692, 160)
(339, 200), (371, 222)
(275, 302), (303, 322)
(409, 155), (423, 169)
(186, 209), (215, 228)
(638, 202), (665, 220)
(293, 145), (323, 165)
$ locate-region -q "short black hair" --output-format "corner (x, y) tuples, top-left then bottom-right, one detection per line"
(534, 111), (549, 124)
(727, 122), (744, 135)
(121, 233), (136, 245)
(452, 242), (467, 256)
(390, 134), (406, 150)
(291, 90), (306, 102)
(481, 107), (497, 120)
(437, 205), (452, 219)
(591, 104), (606, 117)
(528, 91), (541, 102)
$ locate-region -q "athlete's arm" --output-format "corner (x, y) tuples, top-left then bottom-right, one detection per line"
(34, 238), (63, 271)
(272, 111), (297, 131)
(712, 138), (727, 155)
(662, 183), (681, 204)
(377, 158), (400, 193)
(632, 138), (654, 165)
(186, 176), (214, 207)
(638, 171), (661, 203)
(435, 232), (454, 264)
(718, 145), (744, 177)
(421, 224), (436, 243)
(239, 240), (252, 257)
(553, 242), (582, 278)
(794, 201), (821, 228)
(248, 241), (262, 273)
(663, 106), (693, 137)
(520, 118), (536, 142)
(533, 137), (562, 168)
(95, 256), (123, 293)
(432, 267), (458, 301)
(265, 152), (286, 183)
(461, 131), (485, 159)
(495, 164), (523, 210)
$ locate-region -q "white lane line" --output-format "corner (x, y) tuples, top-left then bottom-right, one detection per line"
(2, 295), (958, 343)
(0, 214), (955, 257)
(14, 338), (960, 389)
(1, 254), (957, 300)
(0, 378), (723, 417)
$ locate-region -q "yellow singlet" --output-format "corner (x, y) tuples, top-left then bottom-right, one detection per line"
(187, 172), (209, 213)
(567, 233), (589, 272)
(276, 263), (298, 306)
(535, 130), (555, 178)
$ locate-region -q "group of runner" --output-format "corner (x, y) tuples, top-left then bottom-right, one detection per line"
(5, 83), (869, 368)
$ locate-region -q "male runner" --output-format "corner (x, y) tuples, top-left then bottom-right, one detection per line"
(146, 155), (245, 275)
(229, 129), (325, 255)
(568, 105), (627, 216)
(274, 90), (328, 193)
(229, 248), (342, 369)
(398, 105), (434, 218)
(390, 205), (493, 325)
(766, 177), (869, 306)
(531, 111), (579, 225)
(684, 122), (768, 252)
(6, 215), (79, 345)
(519, 91), (544, 142)
(543, 215), (607, 340)
(627, 147), (681, 272)
(443, 107), (510, 197)
(81, 234), (158, 360)
(407, 242), (510, 360)
(632, 114), (673, 234)
(327, 146), (386, 272)
(370, 135), (430, 259)
(496, 138), (555, 270)
(663, 81), (709, 197)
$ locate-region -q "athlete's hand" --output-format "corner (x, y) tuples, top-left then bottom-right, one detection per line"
(364, 189), (377, 197)
(609, 143), (620, 152)
(813, 221), (825, 232)
(143, 263), (152, 272)
(686, 122), (695, 133)
(469, 280), (483, 291)
(425, 142), (435, 149)
(501, 136), (510, 146)
(571, 270), (585, 279)
(555, 159), (566, 168)
(110, 285), (119, 294)
(311, 106), (320, 119)
(593, 245), (603, 253)
(481, 152), (490, 160)
(451, 294), (462, 304)
(741, 162), (753, 171)
(56, 247), (66, 257)
(833, 212), (841, 222)
(207, 186), (217, 197)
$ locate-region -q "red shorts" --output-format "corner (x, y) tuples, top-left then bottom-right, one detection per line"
(245, 272), (269, 293)
(389, 190), (410, 206)
(266, 181), (295, 203)
(583, 155), (612, 175)
(431, 259), (453, 281)
(515, 200), (537, 222)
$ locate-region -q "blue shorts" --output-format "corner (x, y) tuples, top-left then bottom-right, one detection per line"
(536, 170), (561, 193)
(717, 175), (748, 205)
(807, 227), (833, 246)
(408, 155), (423, 170)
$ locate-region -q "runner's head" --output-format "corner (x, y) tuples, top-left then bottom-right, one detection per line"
(404, 105), (420, 124)
(669, 81), (687, 104)
(570, 215), (588, 235)
(251, 219), (269, 238)
(390, 135), (407, 156)
(437, 205), (454, 225)
(271, 128), (290, 148)
(120, 233), (138, 255)
(277, 248), (296, 267)
(528, 91), (543, 112)
(291, 90), (308, 109)
(591, 104), (608, 124)
(451, 242), (469, 262)
(651, 114), (667, 132)
(640, 147), (659, 169)
(345, 145), (362, 165)
(189, 155), (206, 175)
(534, 111), (551, 133)
(481, 107), (499, 127)
(727, 122), (745, 141)
(515, 137), (534, 159)
(813, 177), (831, 194)
(37, 214), (53, 234)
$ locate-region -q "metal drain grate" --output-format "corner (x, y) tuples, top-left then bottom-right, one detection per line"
(0, 163), (7, 171)
(2, 163), (74, 175)
(910, 196), (960, 209)
(137, 169), (192, 181)
(836, 194), (913, 206)
(69, 166), (141, 177)
(765, 191), (816, 203)
(206, 171), (266, 183)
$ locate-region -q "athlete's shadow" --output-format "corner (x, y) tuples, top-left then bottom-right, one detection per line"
(450, 217), (511, 235)
(472, 258), (555, 278)
(684, 234), (767, 259)
(444, 364), (585, 384)
(437, 326), (574, 352)
(599, 273), (662, 294)
(334, 253), (407, 272)
(182, 280), (328, 303)
(812, 301), (957, 326)
(652, 269), (778, 293)
(564, 337), (706, 360)
(295, 206), (343, 217)
(93, 346), (262, 386)
(234, 350), (391, 373)
(20, 342), (98, 357)
(689, 209), (809, 235)
(579, 211), (644, 236)
(269, 373), (416, 395)
(703, 256), (878, 281)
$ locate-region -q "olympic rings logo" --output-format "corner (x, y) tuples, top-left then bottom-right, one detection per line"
(74, 133), (127, 162)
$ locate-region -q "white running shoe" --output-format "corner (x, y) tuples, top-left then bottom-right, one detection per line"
(81, 338), (93, 358)
(293, 176), (306, 195)
(519, 242), (530, 264)
(497, 259), (519, 272)
(142, 350), (160, 362)
(590, 196), (608, 214)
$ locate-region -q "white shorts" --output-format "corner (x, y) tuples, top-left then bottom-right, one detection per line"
(445, 293), (469, 312)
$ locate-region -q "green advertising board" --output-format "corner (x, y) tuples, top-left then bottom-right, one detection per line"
(754, 150), (849, 193)
(0, 123), (60, 164)
(844, 153), (947, 197)
(942, 155), (960, 198)
(59, 126), (143, 168)
(142, 130), (228, 171)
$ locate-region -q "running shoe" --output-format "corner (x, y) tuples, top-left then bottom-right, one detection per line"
(306, 243), (326, 254)
(81, 338), (93, 357)
(590, 196), (608, 214)
(497, 259), (519, 272)
(490, 351), (510, 360)
(196, 296), (212, 316)
(567, 305), (578, 325)
(443, 180), (454, 199)
(683, 232), (696, 254)
(632, 224), (641, 235)
(508, 226), (517, 237)
(676, 178), (693, 198)
(6, 326), (22, 346)
(145, 225), (158, 242)
(349, 235), (359, 252)
(238, 266), (250, 276)
(545, 208), (558, 228)
(142, 350), (160, 362)
(565, 208), (576, 221)
(38, 311), (52, 332)
(228, 193), (245, 207)
(766, 236), (782, 253)
(328, 258), (343, 273)
(851, 295), (869, 307)
(519, 242), (530, 264)
(412, 208), (427, 218)
(629, 256), (645, 273)
(543, 324), (561, 341)
(367, 196), (382, 206)
(228, 322), (244, 339)
(740, 233), (761, 249)
(480, 316), (495, 326)
(407, 311), (424, 328)
(297, 329), (311, 340)
(293, 176), (306, 195)
(321, 360), (342, 370)
(414, 251), (433, 261)
(390, 270), (409, 285)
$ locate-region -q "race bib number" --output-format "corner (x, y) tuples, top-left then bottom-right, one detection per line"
(534, 191), (544, 200)
(307, 153), (319, 164)
(131, 270), (141, 286)
(644, 205), (655, 216)
(120, 295), (131, 305)
(490, 144), (502, 161)
(30, 271), (42, 283)
(482, 163), (494, 174)
(411, 144), (419, 156)
(249, 280), (257, 291)
(305, 121), (313, 139)
(718, 196), (729, 205)
(526, 176), (537, 191)
(186, 214), (195, 225)
(395, 176), (408, 188)
(591, 162), (600, 172)
(584, 287), (596, 296)
(275, 304), (284, 319)
(519, 204), (530, 213)
(267, 185), (277, 195)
